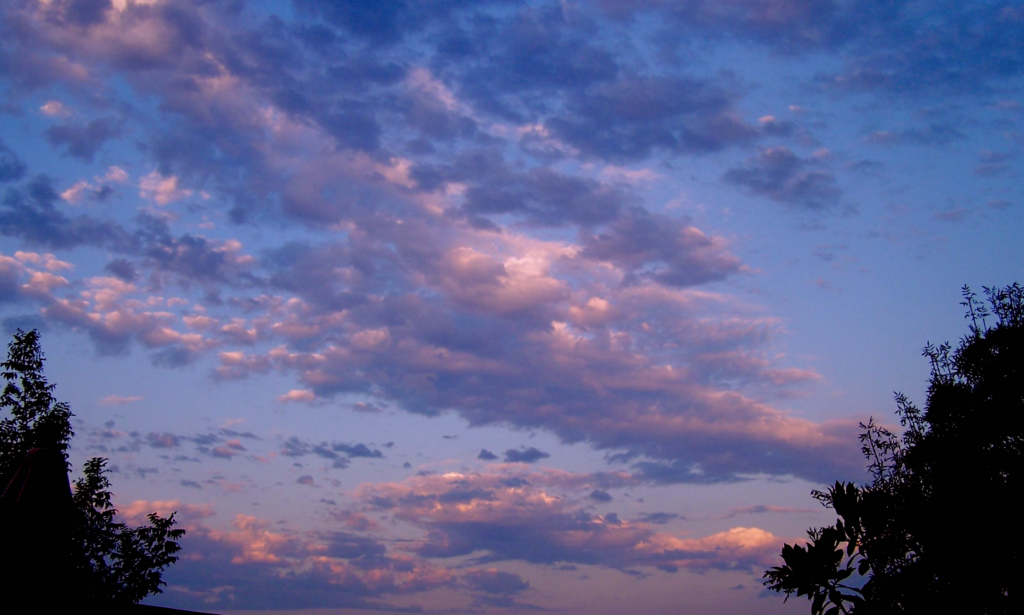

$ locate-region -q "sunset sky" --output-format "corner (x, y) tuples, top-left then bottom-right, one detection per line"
(1, 1), (1021, 613)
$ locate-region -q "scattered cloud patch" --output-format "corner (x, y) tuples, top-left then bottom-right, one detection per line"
(277, 390), (316, 403)
(358, 471), (783, 571)
(933, 208), (969, 222)
(45, 118), (120, 162)
(722, 147), (841, 209)
(503, 447), (551, 464)
(40, 100), (72, 118)
(100, 394), (143, 405)
(139, 171), (193, 205)
(147, 432), (181, 448)
(865, 124), (967, 147)
(0, 140), (27, 183)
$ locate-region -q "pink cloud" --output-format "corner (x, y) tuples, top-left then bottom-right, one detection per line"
(276, 389), (316, 403)
(355, 470), (784, 572)
(121, 500), (215, 526)
(139, 171), (192, 205)
(100, 394), (144, 405)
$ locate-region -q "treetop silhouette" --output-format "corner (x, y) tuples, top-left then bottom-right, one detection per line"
(764, 284), (1022, 614)
(0, 329), (185, 605)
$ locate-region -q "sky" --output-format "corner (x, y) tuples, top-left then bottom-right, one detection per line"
(0, 0), (1022, 613)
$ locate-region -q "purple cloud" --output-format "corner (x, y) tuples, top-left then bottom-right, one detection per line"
(45, 118), (121, 162)
(0, 140), (27, 183)
(722, 147), (841, 209)
(504, 447), (551, 464)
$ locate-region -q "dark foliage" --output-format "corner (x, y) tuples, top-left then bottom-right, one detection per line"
(764, 284), (1023, 614)
(0, 329), (184, 604)
(0, 329), (73, 480)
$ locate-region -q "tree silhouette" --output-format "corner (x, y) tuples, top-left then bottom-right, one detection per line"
(0, 329), (73, 480)
(764, 284), (1023, 614)
(0, 329), (184, 605)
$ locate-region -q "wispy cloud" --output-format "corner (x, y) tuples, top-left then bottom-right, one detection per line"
(99, 394), (144, 405)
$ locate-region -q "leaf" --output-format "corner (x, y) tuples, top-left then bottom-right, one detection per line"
(812, 591), (826, 615)
(858, 558), (871, 576)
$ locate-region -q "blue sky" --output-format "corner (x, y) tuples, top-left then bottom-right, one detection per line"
(1, 1), (1021, 613)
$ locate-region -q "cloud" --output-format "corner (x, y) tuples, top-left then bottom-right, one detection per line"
(722, 147), (841, 209)
(330, 511), (381, 533)
(333, 443), (385, 458)
(1, 183), (254, 296)
(503, 447), (551, 464)
(213, 272), (854, 482)
(40, 100), (72, 117)
(154, 510), (459, 611)
(351, 401), (383, 413)
(817, 4), (1024, 95)
(60, 166), (127, 204)
(209, 440), (247, 459)
(0, 176), (135, 251)
(433, 245), (570, 318)
(0, 256), (25, 304)
(722, 505), (815, 519)
(358, 470), (784, 572)
(865, 124), (967, 147)
(279, 436), (384, 468)
(975, 150), (1016, 177)
(457, 165), (633, 227)
(45, 118), (121, 162)
(139, 171), (193, 205)
(546, 77), (757, 161)
(758, 115), (797, 137)
(635, 512), (679, 525)
(146, 432), (180, 448)
(478, 449), (499, 461)
(640, 0), (855, 53)
(579, 207), (744, 287)
(104, 258), (137, 282)
(61, 180), (112, 205)
(0, 140), (27, 183)
(463, 568), (532, 607)
(645, 1), (1024, 97)
(293, 0), (425, 46)
(37, 274), (219, 359)
(0, 251), (70, 307)
(464, 569), (530, 595)
(281, 436), (309, 457)
(277, 389), (316, 403)
(0, 0), (868, 489)
(100, 394), (144, 405)
(139, 227), (257, 286)
(3, 187), (848, 481)
(932, 208), (969, 223)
